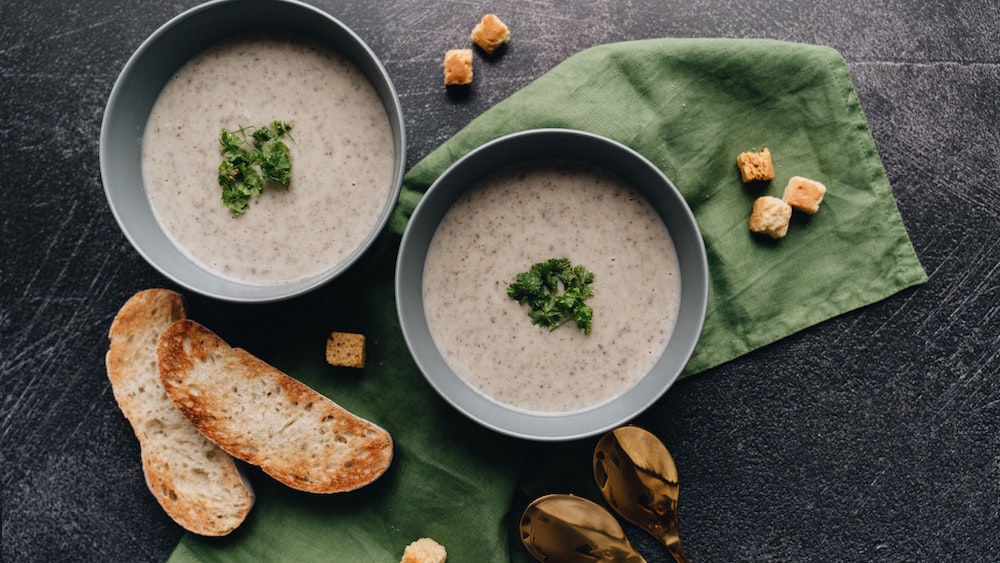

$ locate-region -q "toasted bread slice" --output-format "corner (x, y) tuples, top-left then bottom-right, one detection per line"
(157, 320), (393, 494)
(106, 289), (254, 536)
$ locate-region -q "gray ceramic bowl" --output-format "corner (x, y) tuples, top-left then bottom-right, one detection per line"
(100, 0), (405, 302)
(396, 129), (708, 441)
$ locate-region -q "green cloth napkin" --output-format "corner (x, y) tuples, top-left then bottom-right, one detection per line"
(169, 38), (925, 562)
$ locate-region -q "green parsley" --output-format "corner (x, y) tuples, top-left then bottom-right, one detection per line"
(217, 121), (294, 215)
(507, 258), (595, 334)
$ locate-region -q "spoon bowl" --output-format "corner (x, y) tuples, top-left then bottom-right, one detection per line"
(593, 426), (688, 562)
(520, 494), (646, 563)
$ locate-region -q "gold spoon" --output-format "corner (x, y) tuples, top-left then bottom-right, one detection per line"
(520, 494), (647, 562)
(593, 426), (689, 563)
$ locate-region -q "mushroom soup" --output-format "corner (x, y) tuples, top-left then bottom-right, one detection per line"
(422, 161), (681, 413)
(142, 34), (394, 285)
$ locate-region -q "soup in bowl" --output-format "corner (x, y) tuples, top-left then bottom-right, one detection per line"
(100, 0), (405, 302)
(396, 129), (707, 441)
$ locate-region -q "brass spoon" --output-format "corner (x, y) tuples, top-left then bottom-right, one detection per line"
(593, 426), (689, 563)
(520, 494), (647, 562)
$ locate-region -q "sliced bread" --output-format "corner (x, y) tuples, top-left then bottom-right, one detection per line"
(157, 319), (394, 494)
(106, 289), (254, 536)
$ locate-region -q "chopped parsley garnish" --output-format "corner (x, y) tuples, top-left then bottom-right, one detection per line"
(217, 121), (293, 215)
(507, 258), (595, 334)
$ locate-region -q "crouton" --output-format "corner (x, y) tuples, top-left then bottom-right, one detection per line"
(471, 14), (510, 54)
(443, 49), (473, 85)
(749, 196), (792, 239)
(401, 537), (447, 563)
(736, 147), (776, 182)
(782, 175), (827, 214)
(326, 331), (366, 368)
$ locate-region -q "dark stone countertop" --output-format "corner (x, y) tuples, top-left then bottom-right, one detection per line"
(2, 1), (997, 561)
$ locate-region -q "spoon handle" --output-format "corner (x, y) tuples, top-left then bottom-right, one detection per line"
(664, 535), (688, 563)
(646, 517), (688, 563)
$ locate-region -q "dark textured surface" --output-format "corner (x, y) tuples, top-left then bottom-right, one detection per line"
(2, 1), (998, 561)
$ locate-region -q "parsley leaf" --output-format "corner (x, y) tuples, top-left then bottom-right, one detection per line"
(217, 121), (294, 215)
(507, 258), (595, 334)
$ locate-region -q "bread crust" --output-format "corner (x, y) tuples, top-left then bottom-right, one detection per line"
(157, 319), (393, 494)
(106, 289), (253, 536)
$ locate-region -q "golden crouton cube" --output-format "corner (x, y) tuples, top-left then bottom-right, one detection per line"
(326, 332), (365, 368)
(749, 196), (792, 239)
(401, 537), (447, 563)
(782, 175), (827, 214)
(443, 49), (473, 85)
(736, 147), (776, 183)
(470, 14), (510, 54)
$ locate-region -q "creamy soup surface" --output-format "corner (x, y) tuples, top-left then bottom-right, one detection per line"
(422, 161), (681, 414)
(142, 34), (394, 285)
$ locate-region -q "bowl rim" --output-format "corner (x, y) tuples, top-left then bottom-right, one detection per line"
(99, 0), (406, 303)
(396, 128), (708, 441)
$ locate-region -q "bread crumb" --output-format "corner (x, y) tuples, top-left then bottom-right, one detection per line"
(782, 175), (827, 214)
(443, 49), (473, 85)
(326, 332), (365, 368)
(470, 14), (510, 54)
(736, 147), (775, 183)
(749, 196), (792, 239)
(401, 537), (447, 563)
